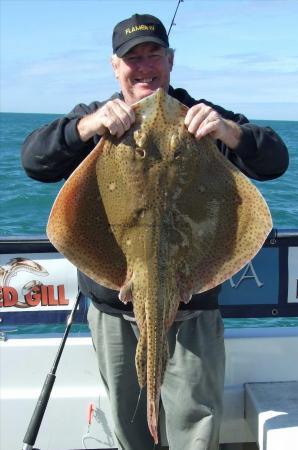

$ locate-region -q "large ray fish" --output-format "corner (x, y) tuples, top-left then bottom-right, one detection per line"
(47, 88), (272, 443)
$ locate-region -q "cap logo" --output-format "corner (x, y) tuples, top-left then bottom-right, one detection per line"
(125, 24), (155, 35)
(113, 14), (168, 56)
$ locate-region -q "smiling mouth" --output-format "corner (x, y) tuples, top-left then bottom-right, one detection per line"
(135, 77), (156, 84)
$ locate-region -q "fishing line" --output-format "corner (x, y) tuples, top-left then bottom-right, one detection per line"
(167, 0), (184, 36)
(130, 387), (144, 423)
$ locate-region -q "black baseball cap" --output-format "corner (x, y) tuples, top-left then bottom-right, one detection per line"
(112, 14), (169, 57)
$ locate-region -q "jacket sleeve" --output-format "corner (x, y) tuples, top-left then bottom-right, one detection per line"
(204, 100), (289, 181)
(21, 102), (102, 182)
(225, 123), (289, 181)
(171, 88), (289, 182)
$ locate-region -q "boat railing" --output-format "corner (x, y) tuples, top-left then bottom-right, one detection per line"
(1, 228), (298, 325)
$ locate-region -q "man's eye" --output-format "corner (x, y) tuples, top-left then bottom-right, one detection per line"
(127, 56), (139, 62)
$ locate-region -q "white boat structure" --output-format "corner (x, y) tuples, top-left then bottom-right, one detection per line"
(1, 230), (298, 450)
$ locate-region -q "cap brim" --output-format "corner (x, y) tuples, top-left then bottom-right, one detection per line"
(115, 36), (168, 57)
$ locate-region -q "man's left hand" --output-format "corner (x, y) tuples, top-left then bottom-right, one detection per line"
(185, 104), (242, 150)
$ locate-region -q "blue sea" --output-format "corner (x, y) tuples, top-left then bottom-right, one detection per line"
(0, 112), (297, 332)
(1, 112), (297, 235)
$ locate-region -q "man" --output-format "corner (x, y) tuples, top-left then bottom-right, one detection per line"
(22, 14), (288, 450)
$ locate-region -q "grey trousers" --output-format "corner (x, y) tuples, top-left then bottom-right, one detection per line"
(88, 303), (225, 450)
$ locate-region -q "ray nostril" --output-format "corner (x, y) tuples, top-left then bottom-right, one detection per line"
(136, 148), (146, 159)
(174, 149), (182, 159)
(134, 208), (146, 220)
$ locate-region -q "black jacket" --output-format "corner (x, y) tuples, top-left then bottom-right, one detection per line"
(21, 86), (289, 312)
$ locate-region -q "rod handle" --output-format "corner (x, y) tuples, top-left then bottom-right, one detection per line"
(22, 372), (56, 447)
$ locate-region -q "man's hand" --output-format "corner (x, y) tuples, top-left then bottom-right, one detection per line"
(185, 104), (242, 150)
(77, 99), (135, 142)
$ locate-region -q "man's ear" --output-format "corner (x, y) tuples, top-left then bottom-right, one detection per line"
(169, 53), (174, 72)
(111, 55), (119, 79)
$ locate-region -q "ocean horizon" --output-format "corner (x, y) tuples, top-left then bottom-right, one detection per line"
(2, 107), (298, 121)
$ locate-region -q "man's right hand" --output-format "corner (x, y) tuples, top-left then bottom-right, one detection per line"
(77, 99), (135, 142)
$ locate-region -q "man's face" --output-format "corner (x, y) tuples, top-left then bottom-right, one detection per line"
(112, 43), (173, 105)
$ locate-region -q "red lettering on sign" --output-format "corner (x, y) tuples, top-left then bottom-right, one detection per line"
(57, 285), (69, 305)
(25, 286), (41, 306)
(47, 285), (59, 306)
(40, 285), (49, 306)
(0, 286), (18, 307)
(1, 284), (70, 308)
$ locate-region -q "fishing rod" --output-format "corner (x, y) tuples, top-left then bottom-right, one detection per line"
(167, 0), (184, 36)
(22, 291), (83, 450)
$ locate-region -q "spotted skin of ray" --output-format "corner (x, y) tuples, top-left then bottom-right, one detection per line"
(47, 88), (272, 444)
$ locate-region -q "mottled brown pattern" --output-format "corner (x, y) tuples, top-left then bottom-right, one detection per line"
(47, 89), (272, 443)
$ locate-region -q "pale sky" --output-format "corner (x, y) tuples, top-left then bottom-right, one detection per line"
(1, 0), (298, 120)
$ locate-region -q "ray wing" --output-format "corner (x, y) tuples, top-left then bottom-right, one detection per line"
(47, 140), (127, 290)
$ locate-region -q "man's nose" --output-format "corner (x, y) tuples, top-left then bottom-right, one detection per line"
(137, 56), (154, 70)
